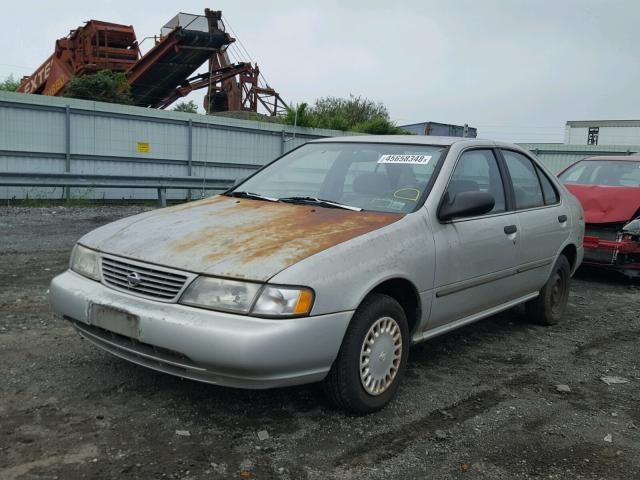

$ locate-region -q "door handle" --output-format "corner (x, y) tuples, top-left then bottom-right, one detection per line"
(558, 215), (567, 223)
(504, 225), (517, 235)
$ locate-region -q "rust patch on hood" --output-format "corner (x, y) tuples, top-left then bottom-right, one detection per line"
(88, 195), (405, 281)
(170, 196), (403, 269)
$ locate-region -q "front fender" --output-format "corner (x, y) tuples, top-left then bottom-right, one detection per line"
(269, 212), (435, 317)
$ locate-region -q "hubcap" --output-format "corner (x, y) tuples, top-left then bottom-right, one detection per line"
(359, 316), (402, 396)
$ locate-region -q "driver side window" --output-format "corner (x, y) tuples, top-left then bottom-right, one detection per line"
(447, 149), (506, 214)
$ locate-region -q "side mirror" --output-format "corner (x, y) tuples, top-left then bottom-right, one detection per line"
(438, 191), (495, 221)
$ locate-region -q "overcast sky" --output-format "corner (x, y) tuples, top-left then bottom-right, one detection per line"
(1, 0), (637, 143)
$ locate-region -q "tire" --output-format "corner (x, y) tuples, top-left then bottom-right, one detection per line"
(322, 293), (409, 414)
(526, 255), (571, 325)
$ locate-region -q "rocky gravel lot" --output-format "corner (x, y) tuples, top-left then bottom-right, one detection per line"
(1, 206), (639, 479)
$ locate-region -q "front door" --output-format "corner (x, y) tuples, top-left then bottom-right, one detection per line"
(428, 149), (520, 329)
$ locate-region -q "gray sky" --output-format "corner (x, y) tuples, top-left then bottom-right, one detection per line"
(1, 0), (637, 142)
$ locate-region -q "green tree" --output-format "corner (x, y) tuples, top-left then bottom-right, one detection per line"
(0, 74), (19, 92)
(173, 100), (199, 113)
(64, 70), (132, 104)
(352, 116), (407, 135)
(282, 95), (408, 135)
(282, 102), (316, 128)
(313, 95), (389, 126)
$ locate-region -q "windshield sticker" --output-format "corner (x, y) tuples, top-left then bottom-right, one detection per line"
(387, 200), (407, 211)
(378, 154), (432, 164)
(371, 198), (406, 211)
(393, 187), (420, 201)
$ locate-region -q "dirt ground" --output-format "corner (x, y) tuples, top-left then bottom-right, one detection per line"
(1, 206), (639, 480)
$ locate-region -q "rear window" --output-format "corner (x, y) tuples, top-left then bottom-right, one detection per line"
(502, 150), (545, 209)
(536, 166), (560, 205)
(559, 160), (640, 187)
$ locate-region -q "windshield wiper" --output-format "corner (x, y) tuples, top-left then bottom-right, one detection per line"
(225, 191), (279, 202)
(278, 196), (362, 211)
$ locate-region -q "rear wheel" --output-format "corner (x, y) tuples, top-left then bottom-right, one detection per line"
(526, 255), (571, 325)
(323, 293), (409, 414)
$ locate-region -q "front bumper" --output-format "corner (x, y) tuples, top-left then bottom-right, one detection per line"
(49, 270), (352, 389)
(583, 235), (640, 276)
(583, 235), (640, 254)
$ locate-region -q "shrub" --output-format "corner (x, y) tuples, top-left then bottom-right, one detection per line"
(0, 74), (19, 92)
(282, 95), (408, 134)
(64, 70), (132, 104)
(173, 100), (199, 113)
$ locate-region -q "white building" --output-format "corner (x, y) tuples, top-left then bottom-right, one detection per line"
(565, 120), (640, 146)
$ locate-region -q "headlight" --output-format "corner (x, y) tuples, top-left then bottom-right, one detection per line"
(252, 286), (314, 317)
(180, 277), (262, 314)
(70, 244), (101, 281)
(180, 278), (314, 317)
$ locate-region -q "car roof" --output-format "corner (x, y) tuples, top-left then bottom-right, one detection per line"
(309, 135), (519, 148)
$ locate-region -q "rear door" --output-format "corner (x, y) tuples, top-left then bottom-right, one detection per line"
(499, 149), (570, 294)
(429, 148), (520, 328)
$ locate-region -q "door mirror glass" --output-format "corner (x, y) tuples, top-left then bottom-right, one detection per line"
(438, 191), (495, 221)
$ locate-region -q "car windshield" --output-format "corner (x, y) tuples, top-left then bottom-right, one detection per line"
(229, 142), (447, 213)
(559, 160), (640, 187)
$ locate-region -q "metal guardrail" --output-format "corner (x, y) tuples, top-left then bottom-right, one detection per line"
(0, 172), (235, 207)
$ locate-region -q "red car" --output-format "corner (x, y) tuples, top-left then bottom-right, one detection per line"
(558, 156), (640, 278)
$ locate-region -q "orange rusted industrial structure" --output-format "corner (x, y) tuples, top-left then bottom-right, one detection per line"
(17, 20), (138, 97)
(17, 9), (286, 115)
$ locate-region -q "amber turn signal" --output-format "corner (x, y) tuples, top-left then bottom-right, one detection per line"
(294, 289), (314, 315)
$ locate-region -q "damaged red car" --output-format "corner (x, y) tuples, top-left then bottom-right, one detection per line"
(559, 156), (640, 279)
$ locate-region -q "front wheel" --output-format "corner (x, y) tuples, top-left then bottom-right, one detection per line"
(526, 255), (571, 325)
(322, 293), (409, 414)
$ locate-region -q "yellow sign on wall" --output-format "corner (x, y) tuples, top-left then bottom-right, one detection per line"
(136, 142), (150, 153)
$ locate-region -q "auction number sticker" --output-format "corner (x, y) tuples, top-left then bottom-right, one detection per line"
(378, 154), (432, 164)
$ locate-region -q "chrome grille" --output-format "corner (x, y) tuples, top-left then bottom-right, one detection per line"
(101, 256), (188, 301)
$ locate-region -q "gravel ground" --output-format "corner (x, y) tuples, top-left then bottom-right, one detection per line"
(1, 206), (639, 480)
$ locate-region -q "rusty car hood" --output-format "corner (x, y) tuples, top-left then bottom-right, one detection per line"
(564, 184), (640, 224)
(81, 195), (403, 281)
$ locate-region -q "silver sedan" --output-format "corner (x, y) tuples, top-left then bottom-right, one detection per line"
(50, 136), (584, 413)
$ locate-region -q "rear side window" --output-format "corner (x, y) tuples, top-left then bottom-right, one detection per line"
(448, 149), (506, 214)
(502, 150), (545, 209)
(536, 166), (560, 205)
